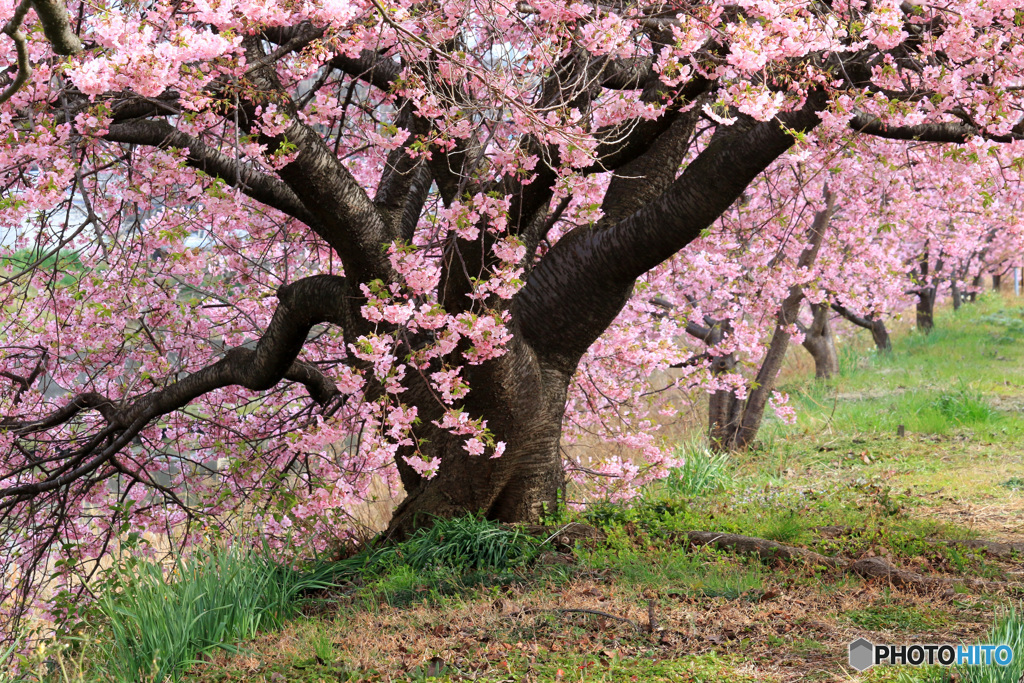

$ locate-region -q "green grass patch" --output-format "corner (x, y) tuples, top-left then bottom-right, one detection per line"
(845, 603), (948, 632)
(664, 439), (733, 498)
(370, 514), (543, 573)
(88, 546), (340, 683)
(578, 525), (764, 600)
(346, 515), (551, 608)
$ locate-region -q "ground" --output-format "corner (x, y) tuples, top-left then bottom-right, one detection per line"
(18, 294), (1024, 683)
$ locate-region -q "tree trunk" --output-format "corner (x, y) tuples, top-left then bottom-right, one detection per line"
(386, 338), (571, 537)
(869, 319), (892, 353)
(967, 275), (982, 302)
(993, 273), (1002, 291)
(951, 280), (962, 310)
(801, 303), (839, 379)
(705, 191), (835, 452)
(707, 352), (742, 451)
(916, 288), (936, 334)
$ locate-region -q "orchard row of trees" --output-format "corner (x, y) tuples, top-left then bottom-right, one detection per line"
(1, 0), (1023, 639)
(639, 136), (1024, 451)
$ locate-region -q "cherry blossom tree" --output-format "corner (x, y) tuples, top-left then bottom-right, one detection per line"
(2, 0), (1024, 634)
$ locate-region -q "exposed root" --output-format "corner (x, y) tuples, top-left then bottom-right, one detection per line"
(522, 524), (1016, 593)
(684, 531), (1014, 593)
(846, 556), (1004, 592)
(687, 531), (844, 568)
(929, 538), (1024, 559)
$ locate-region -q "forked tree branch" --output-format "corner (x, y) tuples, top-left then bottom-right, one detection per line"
(2, 275), (352, 500)
(240, 36), (397, 285)
(0, 0), (32, 106)
(515, 89), (830, 364)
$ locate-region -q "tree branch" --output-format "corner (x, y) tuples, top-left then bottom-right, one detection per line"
(830, 302), (873, 330)
(850, 113), (1022, 144)
(3, 275), (352, 499)
(240, 36), (397, 284)
(104, 118), (319, 228)
(0, 0), (32, 106)
(29, 0), (82, 55)
(728, 190), (835, 448)
(515, 90), (829, 365)
(329, 50), (401, 92)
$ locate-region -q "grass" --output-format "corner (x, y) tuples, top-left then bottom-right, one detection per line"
(844, 603), (948, 632)
(958, 604), (1024, 683)
(7, 545), (343, 683)
(369, 514), (544, 573)
(577, 530), (765, 600)
(664, 439), (733, 497)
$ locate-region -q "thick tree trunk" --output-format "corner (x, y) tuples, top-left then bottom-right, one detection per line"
(386, 338), (571, 537)
(801, 303), (839, 379)
(993, 273), (1002, 291)
(916, 288), (936, 334)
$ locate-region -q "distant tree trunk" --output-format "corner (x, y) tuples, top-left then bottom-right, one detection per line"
(869, 319), (892, 353)
(916, 287), (936, 334)
(831, 303), (892, 353)
(801, 302), (839, 378)
(993, 273), (1002, 291)
(691, 191), (835, 451)
(707, 350), (742, 450)
(967, 275), (983, 302)
(951, 280), (962, 310)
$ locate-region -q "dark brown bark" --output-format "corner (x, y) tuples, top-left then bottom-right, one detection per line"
(993, 273), (1003, 291)
(916, 287), (936, 334)
(800, 303), (839, 379)
(849, 114), (1022, 144)
(386, 336), (571, 536)
(871, 320), (892, 352)
(686, 322), (743, 451)
(967, 275), (983, 302)
(708, 353), (742, 451)
(28, 0), (82, 54)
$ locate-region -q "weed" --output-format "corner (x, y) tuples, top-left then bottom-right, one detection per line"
(95, 545), (341, 682)
(759, 510), (804, 543)
(998, 477), (1024, 491)
(960, 604), (1024, 683)
(0, 638), (19, 682)
(665, 439), (732, 497)
(372, 514), (543, 573)
(310, 628), (335, 666)
(927, 383), (995, 426)
(845, 604), (946, 632)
